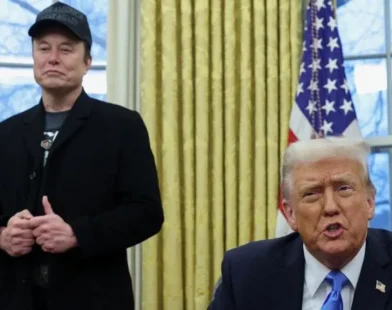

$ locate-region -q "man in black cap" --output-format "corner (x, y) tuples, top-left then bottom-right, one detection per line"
(0, 2), (163, 310)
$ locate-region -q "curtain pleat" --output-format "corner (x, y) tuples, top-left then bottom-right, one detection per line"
(140, 1), (303, 309)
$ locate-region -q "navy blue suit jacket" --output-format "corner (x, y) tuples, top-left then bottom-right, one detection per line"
(209, 228), (392, 310)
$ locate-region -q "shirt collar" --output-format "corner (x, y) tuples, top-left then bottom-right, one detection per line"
(303, 241), (366, 297)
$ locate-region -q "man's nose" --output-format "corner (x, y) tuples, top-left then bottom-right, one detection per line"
(322, 190), (340, 216)
(48, 50), (60, 64)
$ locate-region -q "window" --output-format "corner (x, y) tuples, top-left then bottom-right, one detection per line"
(337, 0), (392, 229)
(0, 0), (108, 121)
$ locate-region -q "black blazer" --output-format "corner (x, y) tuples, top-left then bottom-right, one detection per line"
(209, 228), (392, 310)
(0, 90), (164, 310)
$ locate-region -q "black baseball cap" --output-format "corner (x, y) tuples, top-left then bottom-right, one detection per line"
(28, 2), (92, 49)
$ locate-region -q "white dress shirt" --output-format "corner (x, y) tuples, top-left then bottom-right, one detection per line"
(302, 242), (366, 310)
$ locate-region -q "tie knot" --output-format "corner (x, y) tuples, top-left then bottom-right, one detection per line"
(325, 271), (349, 292)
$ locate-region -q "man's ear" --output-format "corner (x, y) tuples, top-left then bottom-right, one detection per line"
(283, 199), (298, 231)
(366, 191), (375, 221)
(84, 56), (92, 75)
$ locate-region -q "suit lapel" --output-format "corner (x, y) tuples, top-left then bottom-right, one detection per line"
(352, 231), (392, 310)
(23, 91), (92, 164)
(23, 104), (46, 168)
(48, 90), (92, 156)
(246, 231), (392, 310)
(23, 90), (92, 167)
(253, 236), (304, 310)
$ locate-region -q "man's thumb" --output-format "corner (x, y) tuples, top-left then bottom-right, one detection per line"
(42, 196), (54, 215)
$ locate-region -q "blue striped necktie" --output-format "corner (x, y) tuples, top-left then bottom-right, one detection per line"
(321, 271), (348, 310)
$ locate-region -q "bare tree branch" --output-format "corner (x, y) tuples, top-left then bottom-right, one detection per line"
(376, 200), (389, 206)
(0, 21), (29, 27)
(91, 34), (106, 48)
(336, 0), (352, 8)
(9, 0), (40, 15)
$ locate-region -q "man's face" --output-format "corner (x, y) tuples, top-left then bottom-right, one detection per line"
(32, 28), (91, 92)
(284, 157), (375, 264)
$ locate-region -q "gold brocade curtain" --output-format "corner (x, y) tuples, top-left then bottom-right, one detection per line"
(140, 1), (303, 309)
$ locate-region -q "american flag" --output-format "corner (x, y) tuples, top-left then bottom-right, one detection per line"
(275, 0), (362, 237)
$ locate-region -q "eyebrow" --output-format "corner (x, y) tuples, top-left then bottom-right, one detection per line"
(297, 173), (359, 190)
(297, 182), (322, 193)
(330, 172), (358, 182)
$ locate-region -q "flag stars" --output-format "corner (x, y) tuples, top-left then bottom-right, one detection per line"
(327, 37), (340, 52)
(300, 62), (306, 75)
(306, 100), (317, 115)
(320, 120), (333, 135)
(315, 0), (326, 10)
(322, 100), (336, 115)
(308, 80), (319, 92)
(311, 38), (323, 50)
(297, 82), (304, 96)
(325, 58), (338, 73)
(309, 58), (322, 72)
(327, 16), (337, 31)
(341, 79), (350, 94)
(324, 78), (337, 93)
(314, 17), (324, 31)
(340, 99), (354, 115)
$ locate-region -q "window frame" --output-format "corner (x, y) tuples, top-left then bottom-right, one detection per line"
(339, 0), (392, 229)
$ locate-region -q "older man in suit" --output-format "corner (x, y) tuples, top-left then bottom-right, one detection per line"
(0, 2), (163, 310)
(209, 137), (392, 310)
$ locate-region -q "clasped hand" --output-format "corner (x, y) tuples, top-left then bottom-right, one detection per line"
(0, 196), (77, 257)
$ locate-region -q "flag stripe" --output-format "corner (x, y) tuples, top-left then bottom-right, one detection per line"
(289, 104), (315, 141)
(288, 128), (299, 145)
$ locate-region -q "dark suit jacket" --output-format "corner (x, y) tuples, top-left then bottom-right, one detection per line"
(209, 228), (392, 310)
(0, 90), (164, 310)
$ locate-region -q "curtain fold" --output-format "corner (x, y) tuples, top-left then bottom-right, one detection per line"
(140, 1), (303, 309)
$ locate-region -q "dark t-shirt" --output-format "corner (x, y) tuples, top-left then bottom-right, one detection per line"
(42, 111), (68, 169)
(32, 110), (69, 268)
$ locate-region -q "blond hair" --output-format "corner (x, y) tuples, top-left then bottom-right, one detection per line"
(281, 137), (374, 199)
